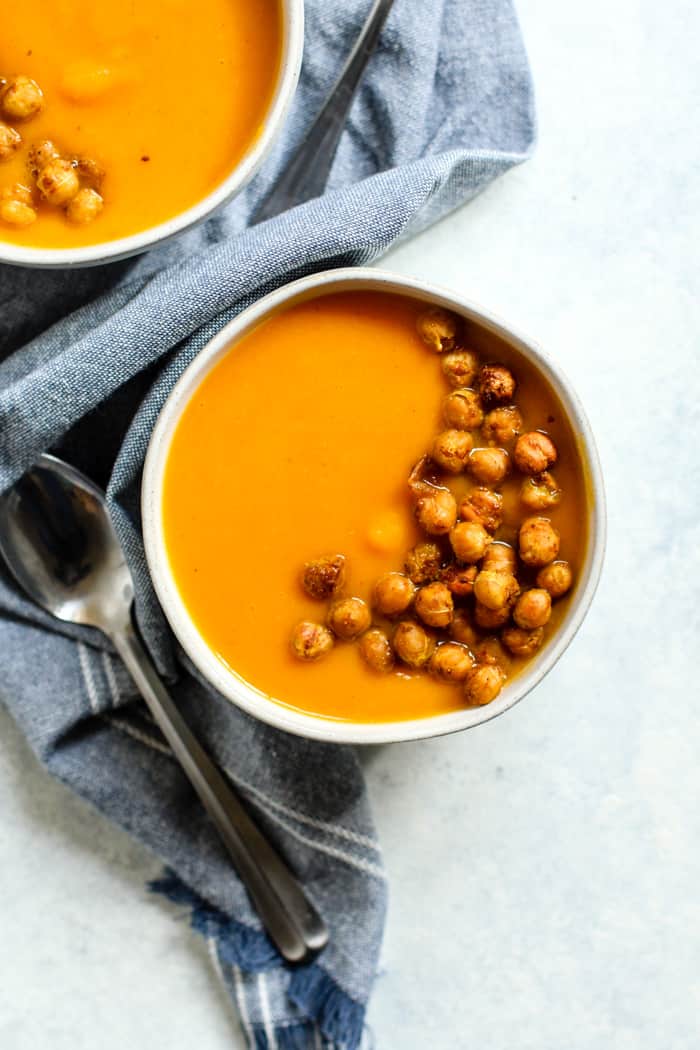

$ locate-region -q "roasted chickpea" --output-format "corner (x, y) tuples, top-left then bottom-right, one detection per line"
(536, 560), (573, 599)
(519, 516), (560, 567)
(473, 570), (520, 611)
(431, 428), (473, 474)
(450, 608), (480, 647)
(415, 487), (457, 536)
(459, 487), (503, 533)
(66, 187), (104, 225)
(301, 554), (346, 600)
(441, 348), (479, 389)
(482, 541), (517, 575)
(464, 663), (505, 706)
(290, 621), (334, 661)
(513, 431), (558, 475)
(327, 597), (371, 640)
(479, 363), (516, 408)
(0, 121), (21, 160)
(37, 158), (80, 206)
(440, 562), (477, 597)
(520, 471), (561, 511)
(28, 139), (59, 177)
(474, 601), (511, 630)
(450, 521), (490, 563)
(429, 641), (473, 682)
(468, 447), (509, 486)
(404, 541), (442, 584)
(1, 76), (43, 121)
(358, 628), (394, 674)
(416, 306), (459, 352)
(513, 588), (552, 629)
(501, 625), (545, 657)
(414, 581), (454, 629)
(372, 572), (416, 617)
(0, 197), (36, 226)
(443, 388), (483, 430)
(74, 155), (106, 189)
(473, 636), (509, 667)
(393, 620), (435, 668)
(481, 405), (523, 448)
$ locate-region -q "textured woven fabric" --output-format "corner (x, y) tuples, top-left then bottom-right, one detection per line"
(0, 2), (534, 1046)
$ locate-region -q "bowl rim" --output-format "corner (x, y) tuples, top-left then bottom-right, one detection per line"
(0, 0), (304, 269)
(142, 266), (607, 745)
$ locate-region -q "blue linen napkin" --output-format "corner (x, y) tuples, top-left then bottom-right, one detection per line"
(0, 2), (534, 1046)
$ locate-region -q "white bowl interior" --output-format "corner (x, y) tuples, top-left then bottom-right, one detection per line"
(142, 268), (606, 744)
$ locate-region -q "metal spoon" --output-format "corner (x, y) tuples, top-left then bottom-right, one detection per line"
(0, 453), (328, 964)
(252, 0), (396, 223)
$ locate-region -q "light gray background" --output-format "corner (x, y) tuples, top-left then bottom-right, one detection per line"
(1, 1), (698, 1047)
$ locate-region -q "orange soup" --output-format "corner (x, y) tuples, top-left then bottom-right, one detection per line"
(0, 0), (282, 247)
(162, 291), (588, 723)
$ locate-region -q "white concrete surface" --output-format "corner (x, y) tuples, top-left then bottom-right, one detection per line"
(1, 1), (698, 1047)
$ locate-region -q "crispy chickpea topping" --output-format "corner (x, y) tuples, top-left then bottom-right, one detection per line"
(474, 601), (512, 630)
(449, 521), (490, 563)
(519, 516), (561, 567)
(473, 636), (509, 667)
(28, 139), (59, 177)
(327, 597), (371, 641)
(514, 588), (552, 629)
(301, 554), (346, 600)
(393, 620), (435, 668)
(415, 486), (457, 535)
(450, 608), (480, 647)
(502, 625), (545, 657)
(431, 428), (473, 474)
(479, 363), (516, 408)
(441, 348), (479, 388)
(468, 447), (509, 486)
(416, 307), (460, 353)
(514, 431), (558, 475)
(414, 581), (454, 629)
(358, 628), (394, 673)
(482, 541), (517, 575)
(520, 471), (561, 511)
(473, 570), (520, 611)
(459, 487), (503, 533)
(443, 388), (484, 430)
(440, 562), (477, 597)
(536, 561), (573, 599)
(464, 663), (505, 706)
(290, 621), (334, 662)
(430, 641), (473, 682)
(66, 186), (104, 225)
(404, 541), (442, 585)
(1, 76), (43, 121)
(372, 572), (416, 617)
(74, 155), (106, 190)
(36, 158), (80, 206)
(482, 405), (522, 447)
(0, 121), (22, 161)
(0, 197), (36, 226)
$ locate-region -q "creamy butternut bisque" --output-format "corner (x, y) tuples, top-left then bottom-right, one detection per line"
(0, 0), (282, 247)
(163, 291), (588, 723)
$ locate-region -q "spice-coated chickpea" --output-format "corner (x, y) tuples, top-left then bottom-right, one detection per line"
(431, 428), (473, 474)
(28, 139), (59, 176)
(415, 486), (457, 535)
(0, 197), (36, 225)
(520, 471), (561, 511)
(464, 663), (504, 706)
(37, 158), (80, 206)
(1, 76), (43, 121)
(450, 608), (480, 647)
(414, 581), (454, 629)
(443, 388), (484, 430)
(404, 541), (442, 585)
(393, 620), (435, 668)
(473, 636), (509, 667)
(372, 572), (416, 617)
(482, 541), (517, 575)
(468, 447), (509, 486)
(290, 621), (334, 661)
(459, 487), (503, 533)
(482, 406), (523, 447)
(440, 562), (477, 597)
(301, 554), (346, 600)
(441, 349), (479, 389)
(358, 628), (395, 673)
(450, 521), (490, 563)
(536, 560), (573, 599)
(474, 601), (511, 630)
(66, 187), (104, 225)
(473, 570), (520, 611)
(0, 121), (21, 160)
(429, 642), (473, 682)
(518, 516), (560, 567)
(416, 306), (460, 352)
(501, 625), (544, 657)
(513, 432), (558, 475)
(479, 364), (516, 408)
(513, 588), (552, 629)
(75, 155), (106, 189)
(327, 597), (371, 640)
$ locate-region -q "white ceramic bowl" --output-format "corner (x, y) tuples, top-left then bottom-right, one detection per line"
(0, 0), (303, 269)
(142, 268), (606, 745)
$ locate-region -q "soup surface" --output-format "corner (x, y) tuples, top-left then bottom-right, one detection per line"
(163, 290), (588, 723)
(0, 0), (282, 248)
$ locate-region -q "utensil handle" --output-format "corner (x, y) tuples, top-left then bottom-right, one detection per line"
(252, 0), (396, 223)
(111, 621), (328, 964)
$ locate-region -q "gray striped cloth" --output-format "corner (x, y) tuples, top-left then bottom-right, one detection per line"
(0, 1), (534, 1046)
